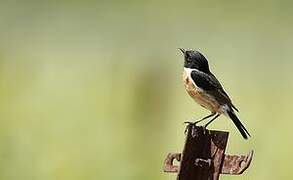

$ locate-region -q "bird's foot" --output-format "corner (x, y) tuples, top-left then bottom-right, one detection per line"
(184, 120), (210, 137)
(202, 125), (210, 135)
(183, 121), (193, 135)
(184, 117), (203, 125)
(183, 119), (203, 135)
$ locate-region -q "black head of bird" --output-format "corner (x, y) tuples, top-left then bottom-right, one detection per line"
(179, 48), (210, 73)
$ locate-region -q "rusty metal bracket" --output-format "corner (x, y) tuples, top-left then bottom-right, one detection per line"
(163, 153), (181, 173)
(163, 124), (253, 180)
(221, 150), (253, 175)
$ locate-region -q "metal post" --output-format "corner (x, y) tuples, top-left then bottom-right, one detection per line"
(163, 124), (253, 180)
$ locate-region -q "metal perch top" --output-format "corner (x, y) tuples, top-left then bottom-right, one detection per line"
(163, 124), (253, 180)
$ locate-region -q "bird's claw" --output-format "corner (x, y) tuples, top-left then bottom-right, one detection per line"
(184, 121), (198, 134)
(184, 121), (210, 137)
(184, 121), (201, 136)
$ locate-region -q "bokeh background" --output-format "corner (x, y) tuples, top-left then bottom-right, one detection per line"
(0, 0), (292, 179)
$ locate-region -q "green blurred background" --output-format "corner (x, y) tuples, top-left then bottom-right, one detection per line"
(0, 0), (292, 179)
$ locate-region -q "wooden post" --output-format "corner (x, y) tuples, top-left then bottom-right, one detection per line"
(163, 124), (253, 180)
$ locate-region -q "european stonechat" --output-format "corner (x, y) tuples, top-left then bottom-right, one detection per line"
(179, 49), (250, 139)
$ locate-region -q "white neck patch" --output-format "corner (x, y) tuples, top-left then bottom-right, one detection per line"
(184, 68), (203, 91)
(184, 68), (193, 75)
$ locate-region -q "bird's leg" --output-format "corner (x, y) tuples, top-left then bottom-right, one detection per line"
(203, 114), (220, 128)
(184, 113), (216, 125)
(195, 113), (217, 124)
(184, 113), (216, 134)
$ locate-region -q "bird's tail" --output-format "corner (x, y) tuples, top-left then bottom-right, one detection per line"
(227, 110), (250, 139)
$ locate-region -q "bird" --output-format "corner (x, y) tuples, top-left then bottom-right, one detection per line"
(179, 48), (250, 139)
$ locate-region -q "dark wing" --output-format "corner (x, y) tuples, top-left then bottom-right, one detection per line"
(190, 70), (239, 111)
(190, 70), (221, 90)
(209, 73), (239, 112)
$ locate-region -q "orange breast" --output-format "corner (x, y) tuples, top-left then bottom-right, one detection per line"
(182, 71), (220, 113)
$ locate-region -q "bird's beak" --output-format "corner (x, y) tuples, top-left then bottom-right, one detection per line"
(178, 48), (185, 55)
